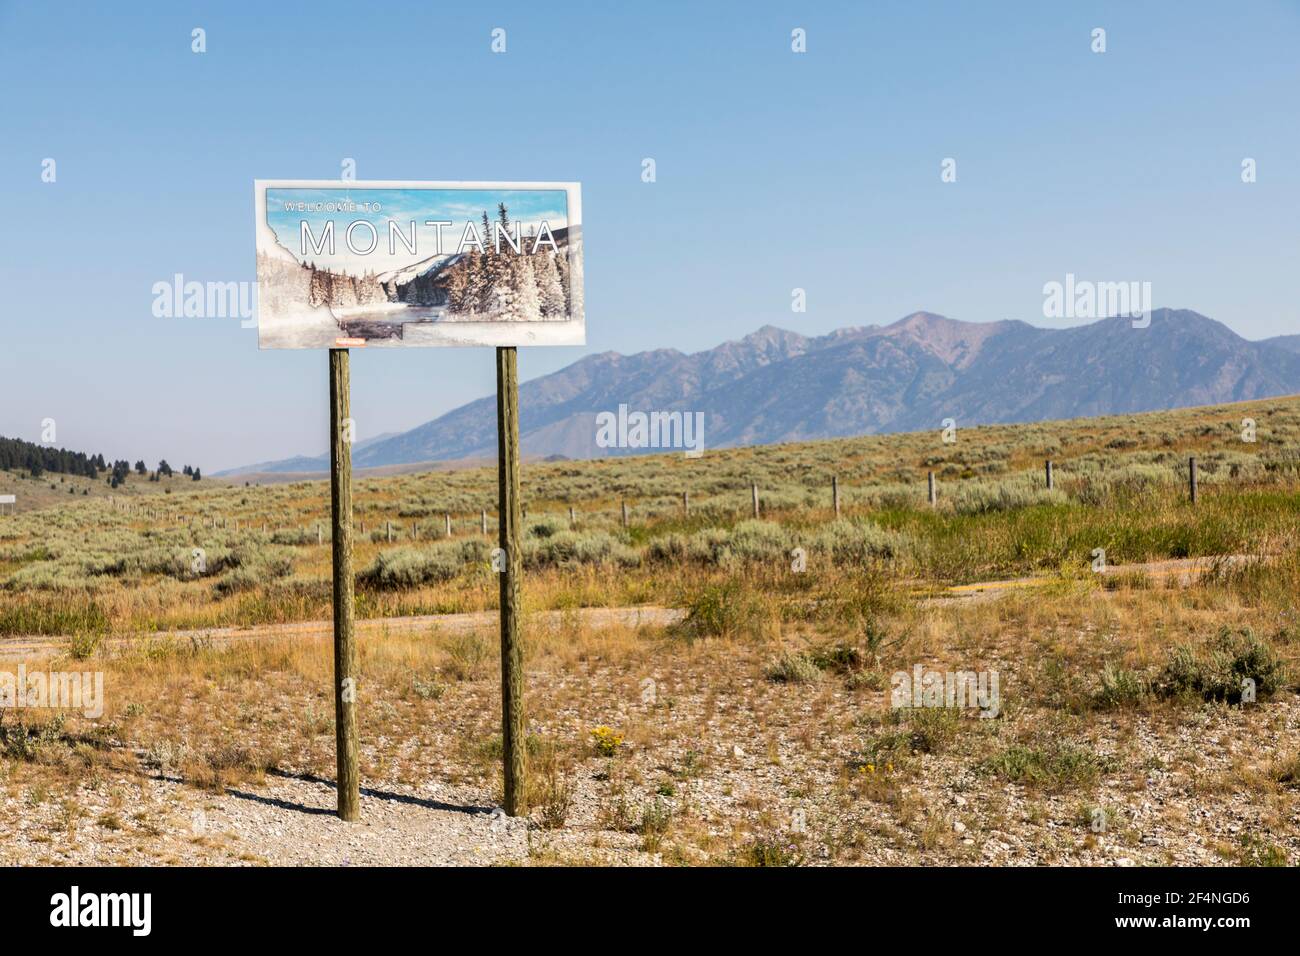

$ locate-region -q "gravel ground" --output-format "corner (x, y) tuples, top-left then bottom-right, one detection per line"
(1, 664), (1294, 867)
(0, 584), (1295, 867)
(0, 773), (531, 866)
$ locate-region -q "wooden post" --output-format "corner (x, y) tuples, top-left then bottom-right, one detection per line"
(569, 505), (575, 526)
(832, 476), (840, 518)
(1045, 459), (1054, 490)
(496, 346), (525, 816)
(317, 523), (323, 545)
(481, 509), (488, 535)
(1189, 456), (1198, 504)
(328, 349), (360, 822)
(386, 520), (392, 542)
(928, 471), (937, 507)
(621, 500), (628, 528)
(752, 482), (760, 518)
(682, 490), (689, 517)
(445, 513), (452, 537)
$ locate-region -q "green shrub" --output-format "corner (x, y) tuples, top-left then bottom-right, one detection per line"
(727, 520), (792, 562)
(1093, 662), (1149, 709)
(638, 798), (672, 853)
(1157, 627), (1287, 703)
(525, 515), (569, 540)
(764, 651), (821, 684)
(950, 481), (1065, 515)
(0, 714), (67, 762)
(809, 519), (908, 563)
(979, 741), (1116, 789)
(675, 580), (773, 639)
(739, 836), (804, 867)
(358, 545), (462, 590)
(906, 707), (961, 754)
(524, 530), (639, 569)
(809, 642), (866, 674)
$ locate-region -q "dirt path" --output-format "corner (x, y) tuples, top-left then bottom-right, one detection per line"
(0, 553), (1263, 657)
(923, 553), (1262, 603)
(0, 605), (685, 659)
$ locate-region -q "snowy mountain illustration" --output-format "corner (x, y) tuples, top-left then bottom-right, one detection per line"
(255, 184), (585, 349)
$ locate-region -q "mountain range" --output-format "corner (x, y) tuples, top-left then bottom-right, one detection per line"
(218, 309), (1300, 476)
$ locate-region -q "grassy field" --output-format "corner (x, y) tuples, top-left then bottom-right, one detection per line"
(0, 395), (1298, 865)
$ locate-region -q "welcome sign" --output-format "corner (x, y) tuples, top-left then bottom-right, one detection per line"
(254, 180), (584, 349)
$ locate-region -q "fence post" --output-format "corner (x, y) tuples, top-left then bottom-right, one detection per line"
(386, 520), (392, 542)
(682, 490), (689, 517)
(752, 482), (760, 518)
(481, 509), (488, 535)
(621, 500), (629, 528)
(1189, 456), (1198, 504)
(928, 471), (937, 507)
(1045, 459), (1054, 491)
(832, 476), (840, 518)
(445, 513), (452, 537)
(569, 505), (575, 526)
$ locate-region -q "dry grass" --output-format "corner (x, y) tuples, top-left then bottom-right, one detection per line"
(1, 395), (1298, 865)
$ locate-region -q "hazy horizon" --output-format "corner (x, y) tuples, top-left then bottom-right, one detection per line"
(3, 305), (1296, 474)
(217, 306), (1299, 473)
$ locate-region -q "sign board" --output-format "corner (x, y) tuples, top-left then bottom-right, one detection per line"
(254, 180), (584, 349)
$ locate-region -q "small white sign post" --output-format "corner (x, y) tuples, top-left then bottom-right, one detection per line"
(0, 494), (14, 515)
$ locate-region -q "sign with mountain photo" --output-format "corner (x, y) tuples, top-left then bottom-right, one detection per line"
(254, 181), (584, 349)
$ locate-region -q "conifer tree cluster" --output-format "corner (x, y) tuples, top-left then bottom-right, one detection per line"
(0, 435), (197, 487)
(306, 263), (387, 310)
(0, 436), (103, 479)
(442, 204), (570, 321)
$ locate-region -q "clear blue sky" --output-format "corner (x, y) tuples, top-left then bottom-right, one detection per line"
(2, 0), (1297, 471)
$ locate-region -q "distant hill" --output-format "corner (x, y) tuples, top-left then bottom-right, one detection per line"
(222, 309), (1300, 475)
(1264, 334), (1300, 355)
(215, 431), (398, 478)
